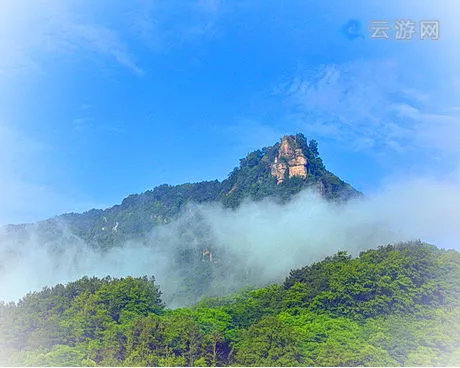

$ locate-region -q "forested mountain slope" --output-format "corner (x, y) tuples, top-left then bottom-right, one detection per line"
(0, 241), (458, 366)
(1, 134), (360, 249)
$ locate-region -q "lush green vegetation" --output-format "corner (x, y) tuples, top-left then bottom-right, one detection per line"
(2, 135), (452, 366)
(0, 134), (365, 312)
(1, 241), (458, 366)
(0, 134), (362, 308)
(219, 134), (358, 207)
(3, 134), (360, 250)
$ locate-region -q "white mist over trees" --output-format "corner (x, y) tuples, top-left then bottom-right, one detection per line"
(0, 175), (459, 306)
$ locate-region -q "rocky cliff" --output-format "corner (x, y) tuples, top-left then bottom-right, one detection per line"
(271, 135), (309, 184)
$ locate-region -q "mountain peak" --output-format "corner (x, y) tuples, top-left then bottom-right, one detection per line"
(271, 135), (309, 184)
(220, 133), (359, 208)
(1, 133), (361, 248)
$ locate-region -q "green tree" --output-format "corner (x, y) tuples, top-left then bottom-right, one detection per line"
(233, 315), (302, 366)
(162, 309), (204, 366)
(195, 307), (232, 366)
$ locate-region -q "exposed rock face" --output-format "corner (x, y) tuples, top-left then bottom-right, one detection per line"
(271, 136), (308, 184)
(271, 158), (288, 184)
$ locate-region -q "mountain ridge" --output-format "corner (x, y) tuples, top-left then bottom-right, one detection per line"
(1, 133), (361, 249)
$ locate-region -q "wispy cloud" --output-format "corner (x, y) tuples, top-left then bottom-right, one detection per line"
(276, 59), (460, 158)
(0, 1), (143, 76)
(0, 0), (231, 77)
(276, 60), (404, 150)
(56, 21), (144, 75)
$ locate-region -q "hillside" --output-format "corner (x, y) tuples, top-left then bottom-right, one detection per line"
(0, 134), (365, 306)
(1, 241), (459, 366)
(0, 134), (360, 249)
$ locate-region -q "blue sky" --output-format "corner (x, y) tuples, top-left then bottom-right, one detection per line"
(0, 0), (459, 224)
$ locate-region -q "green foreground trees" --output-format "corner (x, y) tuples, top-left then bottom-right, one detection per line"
(0, 241), (459, 366)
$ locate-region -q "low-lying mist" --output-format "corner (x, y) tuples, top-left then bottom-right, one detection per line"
(0, 176), (459, 307)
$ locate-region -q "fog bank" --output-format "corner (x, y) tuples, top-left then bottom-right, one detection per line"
(0, 176), (458, 305)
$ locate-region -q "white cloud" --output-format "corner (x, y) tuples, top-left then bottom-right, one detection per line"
(0, 1), (142, 76)
(277, 60), (403, 150)
(1, 175), (459, 304)
(57, 21), (144, 75)
(0, 0), (229, 76)
(277, 59), (460, 159)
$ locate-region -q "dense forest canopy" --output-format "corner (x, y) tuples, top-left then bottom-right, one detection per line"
(1, 241), (459, 366)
